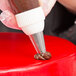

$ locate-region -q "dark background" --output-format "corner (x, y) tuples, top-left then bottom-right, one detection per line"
(0, 2), (76, 44)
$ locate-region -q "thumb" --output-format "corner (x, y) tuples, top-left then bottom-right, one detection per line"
(0, 10), (21, 30)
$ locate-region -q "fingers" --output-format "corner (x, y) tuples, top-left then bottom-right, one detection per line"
(58, 0), (76, 14)
(0, 10), (21, 30)
(0, 0), (13, 12)
(39, 0), (56, 16)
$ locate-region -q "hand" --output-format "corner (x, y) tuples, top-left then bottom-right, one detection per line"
(58, 0), (76, 14)
(39, 0), (56, 16)
(0, 0), (21, 30)
(0, 0), (56, 30)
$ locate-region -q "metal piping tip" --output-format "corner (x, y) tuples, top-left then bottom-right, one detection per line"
(29, 31), (46, 53)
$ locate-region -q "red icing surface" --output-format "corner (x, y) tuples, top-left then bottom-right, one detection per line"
(0, 33), (76, 76)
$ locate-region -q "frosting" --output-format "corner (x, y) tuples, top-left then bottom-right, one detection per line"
(8, 0), (40, 14)
(34, 52), (51, 60)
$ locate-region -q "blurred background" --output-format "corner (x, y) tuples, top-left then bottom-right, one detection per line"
(0, 2), (76, 44)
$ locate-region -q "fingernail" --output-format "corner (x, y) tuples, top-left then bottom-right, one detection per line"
(0, 10), (12, 21)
